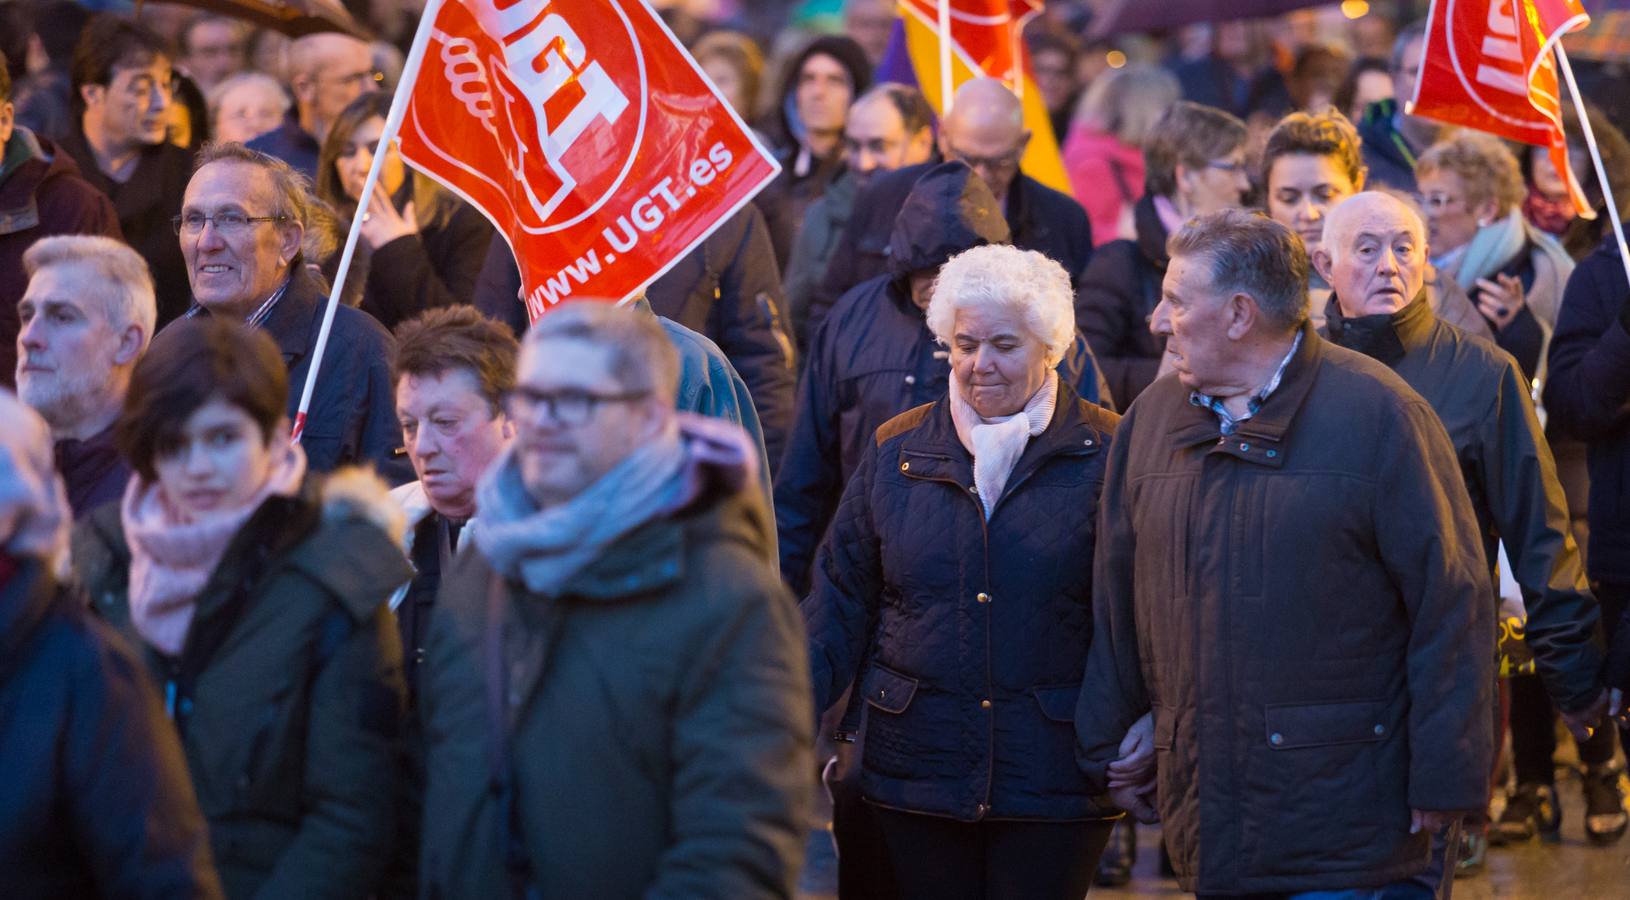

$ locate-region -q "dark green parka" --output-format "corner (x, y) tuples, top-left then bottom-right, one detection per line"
(72, 471), (412, 900)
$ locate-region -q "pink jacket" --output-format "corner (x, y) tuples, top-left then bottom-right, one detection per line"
(1062, 126), (1145, 247)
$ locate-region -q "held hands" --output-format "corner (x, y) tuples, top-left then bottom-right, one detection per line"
(1107, 711), (1159, 824)
(1474, 273), (1527, 331)
(1560, 688), (1613, 743)
(358, 181), (418, 249)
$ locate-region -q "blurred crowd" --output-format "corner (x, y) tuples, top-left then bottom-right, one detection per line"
(4, 0), (1630, 898)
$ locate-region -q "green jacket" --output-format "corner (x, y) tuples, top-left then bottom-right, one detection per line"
(419, 489), (813, 899)
(72, 473), (412, 900)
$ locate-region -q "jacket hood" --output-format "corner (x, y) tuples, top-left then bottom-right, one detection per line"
(773, 35), (872, 147)
(888, 161), (1012, 280)
(0, 129), (90, 235)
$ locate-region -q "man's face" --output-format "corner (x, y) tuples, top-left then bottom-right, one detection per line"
(796, 53), (853, 136)
(507, 338), (663, 509)
(83, 54), (175, 150)
(180, 161), (302, 316)
(843, 0), (894, 65)
(397, 368), (512, 520)
(16, 263), (130, 432)
(940, 116), (1028, 204)
(1392, 36), (1424, 112)
(296, 38), (378, 136)
(1318, 201), (1426, 318)
(1181, 145), (1251, 217)
(1150, 253), (1243, 393)
(184, 21), (246, 89)
(844, 99), (928, 179)
(1030, 48), (1075, 115)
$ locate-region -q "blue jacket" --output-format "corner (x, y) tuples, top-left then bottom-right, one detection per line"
(246, 119), (320, 181)
(1544, 235), (1630, 585)
(802, 383), (1120, 821)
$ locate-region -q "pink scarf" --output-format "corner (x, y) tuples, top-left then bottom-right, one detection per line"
(948, 371), (1058, 519)
(123, 443), (307, 656)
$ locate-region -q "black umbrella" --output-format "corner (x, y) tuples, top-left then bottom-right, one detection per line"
(1091, 0), (1332, 39)
(135, 0), (369, 39)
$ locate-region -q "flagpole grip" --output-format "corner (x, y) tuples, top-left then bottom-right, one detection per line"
(291, 0), (448, 443)
(1556, 44), (1630, 294)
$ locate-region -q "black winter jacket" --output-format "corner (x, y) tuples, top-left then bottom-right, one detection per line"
(357, 200), (494, 330)
(1545, 235), (1630, 585)
(0, 556), (223, 899)
(804, 382), (1120, 821)
(811, 162), (1094, 337)
(1326, 295), (1602, 712)
(1076, 194), (1167, 406)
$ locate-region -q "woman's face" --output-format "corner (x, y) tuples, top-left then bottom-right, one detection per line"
(949, 303), (1050, 419)
(1530, 145), (1569, 200)
(1267, 153), (1358, 254)
(154, 397), (278, 520)
(700, 57), (748, 119)
(335, 114), (406, 202)
(1418, 168), (1487, 256)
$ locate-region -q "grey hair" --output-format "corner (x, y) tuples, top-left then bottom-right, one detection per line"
(192, 142), (310, 267)
(23, 236), (157, 351)
(1168, 209), (1310, 333)
(206, 71), (291, 125)
(1074, 64), (1181, 146)
(523, 302), (680, 405)
(926, 244), (1076, 367)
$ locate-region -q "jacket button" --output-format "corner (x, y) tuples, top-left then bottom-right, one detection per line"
(980, 699), (992, 709)
(1239, 442), (1250, 451)
(1374, 724), (1386, 736)
(975, 803), (989, 817)
(901, 462), (910, 472)
(976, 592), (991, 604)
(1083, 438), (1093, 446)
(1266, 449), (1278, 458)
(967, 484), (977, 493)
(1270, 732), (1284, 745)
(904, 374), (916, 385)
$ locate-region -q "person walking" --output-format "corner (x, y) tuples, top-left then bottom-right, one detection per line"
(803, 244), (1122, 899)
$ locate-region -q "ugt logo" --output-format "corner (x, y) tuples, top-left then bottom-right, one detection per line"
(406, 0), (648, 234)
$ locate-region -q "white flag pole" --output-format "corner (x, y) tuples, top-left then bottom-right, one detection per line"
(937, 0), (954, 116)
(1555, 44), (1630, 293)
(291, 0), (447, 444)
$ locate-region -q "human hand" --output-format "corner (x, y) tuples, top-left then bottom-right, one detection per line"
(1107, 711), (1156, 789)
(358, 180), (417, 248)
(1474, 273), (1527, 331)
(1561, 688), (1611, 742)
(1109, 780), (1160, 825)
(1410, 809), (1469, 833)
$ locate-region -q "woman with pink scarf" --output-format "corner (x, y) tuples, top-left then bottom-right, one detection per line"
(71, 318), (411, 900)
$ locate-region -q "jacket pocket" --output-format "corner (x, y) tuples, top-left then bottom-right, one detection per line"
(1263, 698), (1389, 750)
(1030, 684), (1080, 723)
(861, 663), (919, 714)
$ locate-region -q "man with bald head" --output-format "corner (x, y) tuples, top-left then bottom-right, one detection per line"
(812, 77), (1094, 336)
(1316, 192), (1614, 864)
(247, 33), (377, 178)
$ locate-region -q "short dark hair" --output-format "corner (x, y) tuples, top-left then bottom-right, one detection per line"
(71, 15), (175, 113)
(118, 318), (288, 482)
(392, 307), (520, 414)
(1143, 101), (1248, 197)
(1167, 209), (1310, 333)
(1262, 109), (1366, 190)
(1332, 56), (1389, 119)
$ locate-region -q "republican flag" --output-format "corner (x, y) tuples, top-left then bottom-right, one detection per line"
(878, 0), (1072, 195)
(1411, 0), (1593, 214)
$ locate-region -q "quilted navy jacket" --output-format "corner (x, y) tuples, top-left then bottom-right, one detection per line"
(802, 382), (1120, 822)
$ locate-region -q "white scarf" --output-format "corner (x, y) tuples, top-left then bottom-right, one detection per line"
(948, 370), (1058, 519)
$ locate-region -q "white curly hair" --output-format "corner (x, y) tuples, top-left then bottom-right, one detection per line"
(926, 244), (1075, 367)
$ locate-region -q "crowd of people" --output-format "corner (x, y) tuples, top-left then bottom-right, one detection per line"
(3, 0), (1630, 898)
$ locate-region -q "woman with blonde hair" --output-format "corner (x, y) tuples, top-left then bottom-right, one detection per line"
(314, 92), (493, 330)
(1061, 64), (1181, 246)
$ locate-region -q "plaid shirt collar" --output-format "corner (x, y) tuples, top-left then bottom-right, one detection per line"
(1189, 331), (1303, 437)
(183, 276), (292, 329)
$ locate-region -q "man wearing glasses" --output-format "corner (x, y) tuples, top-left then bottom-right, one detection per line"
(419, 300), (813, 898)
(173, 142), (401, 477)
(248, 33), (380, 180)
(60, 16), (195, 328)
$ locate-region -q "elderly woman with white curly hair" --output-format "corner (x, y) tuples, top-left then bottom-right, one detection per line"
(802, 244), (1123, 900)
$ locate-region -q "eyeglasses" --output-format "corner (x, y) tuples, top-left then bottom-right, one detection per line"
(172, 211), (289, 236)
(325, 69), (386, 90)
(948, 144), (1024, 175)
(503, 387), (649, 426)
(1419, 193), (1464, 212)
(1207, 159), (1249, 175)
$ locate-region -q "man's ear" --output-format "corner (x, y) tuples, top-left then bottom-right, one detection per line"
(1310, 246), (1335, 285)
(113, 323), (146, 367)
(78, 83), (105, 114)
(277, 221), (305, 266)
(291, 73), (316, 106)
(1226, 292), (1260, 341)
(1016, 129), (1032, 157)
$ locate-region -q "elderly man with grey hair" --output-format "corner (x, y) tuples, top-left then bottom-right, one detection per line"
(1076, 209), (1493, 896)
(16, 235), (155, 518)
(175, 141), (399, 475)
(418, 301), (812, 899)
(247, 33), (378, 178)
(804, 244), (1121, 899)
(1316, 191), (1619, 856)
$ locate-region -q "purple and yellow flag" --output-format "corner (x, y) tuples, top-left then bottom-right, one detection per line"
(878, 0), (1072, 194)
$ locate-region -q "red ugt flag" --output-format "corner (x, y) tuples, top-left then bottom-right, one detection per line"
(397, 0), (780, 322)
(1411, 0), (1592, 214)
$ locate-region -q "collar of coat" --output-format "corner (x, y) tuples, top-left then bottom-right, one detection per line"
(888, 379), (1110, 510)
(1323, 290), (1436, 366)
(1161, 322), (1324, 467)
